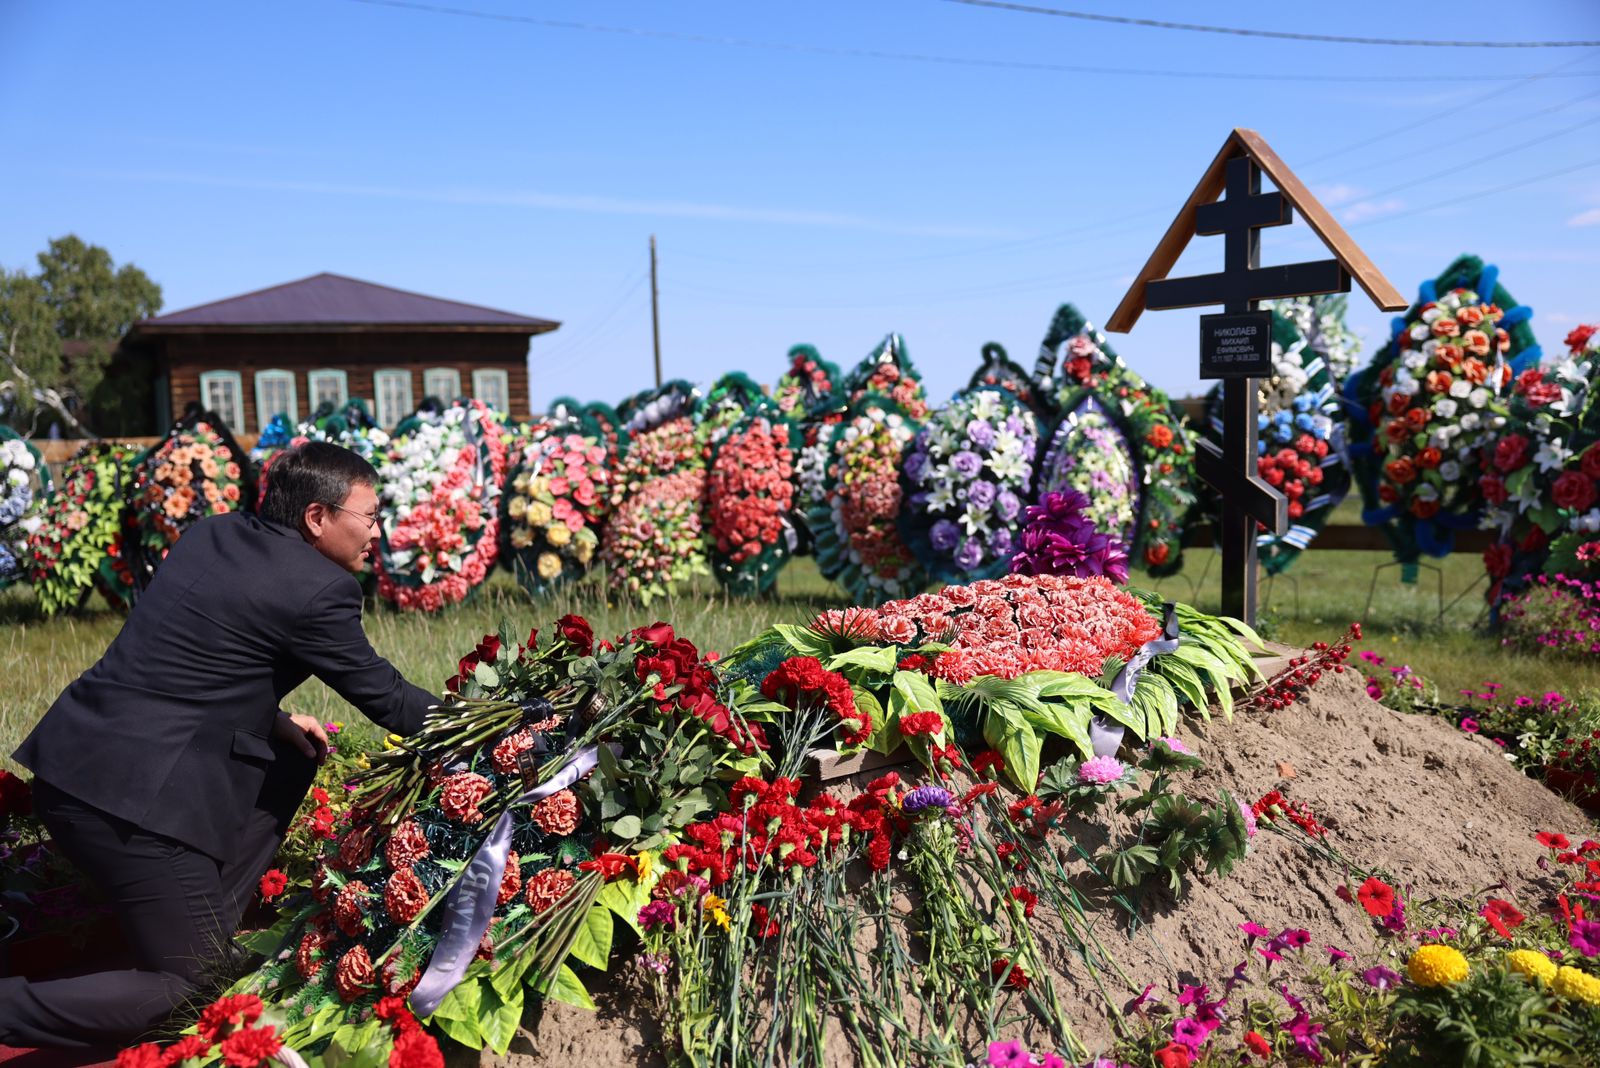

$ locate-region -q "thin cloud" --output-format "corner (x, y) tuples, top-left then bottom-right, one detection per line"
(1340, 198), (1405, 223)
(82, 168), (1022, 240)
(1567, 207), (1600, 227)
(1313, 183), (1365, 208)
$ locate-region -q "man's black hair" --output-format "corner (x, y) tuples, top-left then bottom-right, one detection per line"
(259, 442), (379, 529)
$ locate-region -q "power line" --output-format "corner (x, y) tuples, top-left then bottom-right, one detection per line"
(340, 0), (1599, 81)
(1353, 155), (1600, 225)
(941, 0), (1600, 48)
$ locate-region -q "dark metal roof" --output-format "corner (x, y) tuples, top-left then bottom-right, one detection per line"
(132, 272), (560, 334)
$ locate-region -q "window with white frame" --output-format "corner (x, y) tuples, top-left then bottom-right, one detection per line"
(199, 370), (245, 432)
(254, 369), (298, 431)
(423, 367), (461, 402)
(373, 369), (414, 430)
(307, 369), (348, 411)
(472, 368), (510, 415)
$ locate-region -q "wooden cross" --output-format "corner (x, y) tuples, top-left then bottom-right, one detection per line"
(1105, 130), (1406, 627)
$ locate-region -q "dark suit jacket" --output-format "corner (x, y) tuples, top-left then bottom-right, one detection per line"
(15, 512), (434, 861)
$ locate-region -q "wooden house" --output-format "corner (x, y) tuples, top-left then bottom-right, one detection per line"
(118, 272), (559, 433)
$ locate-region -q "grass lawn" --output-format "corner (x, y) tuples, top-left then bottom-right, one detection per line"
(3, 519), (1593, 768)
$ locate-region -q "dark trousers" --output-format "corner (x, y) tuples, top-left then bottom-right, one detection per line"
(0, 747), (315, 1048)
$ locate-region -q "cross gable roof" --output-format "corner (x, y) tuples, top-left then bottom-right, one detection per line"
(1104, 128), (1406, 334)
(133, 272), (560, 335)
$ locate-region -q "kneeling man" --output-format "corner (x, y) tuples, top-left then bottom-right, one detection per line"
(0, 443), (434, 1047)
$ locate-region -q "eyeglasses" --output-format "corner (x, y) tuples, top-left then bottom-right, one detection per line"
(328, 503), (381, 530)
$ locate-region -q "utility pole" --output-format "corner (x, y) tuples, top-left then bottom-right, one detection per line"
(649, 234), (662, 388)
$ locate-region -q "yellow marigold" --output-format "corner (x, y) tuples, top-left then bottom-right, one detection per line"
(546, 523), (572, 547)
(527, 501), (553, 527)
(1407, 944), (1469, 987)
(536, 552), (562, 580)
(1551, 965), (1600, 1007)
(508, 496), (528, 519)
(1506, 949), (1557, 985)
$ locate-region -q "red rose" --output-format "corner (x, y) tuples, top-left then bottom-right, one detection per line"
(1553, 470), (1597, 512)
(1484, 543), (1512, 579)
(1495, 434), (1530, 473)
(0, 771), (33, 819)
(383, 821), (430, 869)
(554, 613), (594, 656)
(1479, 473), (1508, 505)
(384, 866), (429, 925)
(474, 634), (500, 663)
(1565, 323), (1597, 353)
(439, 772), (492, 824)
(1583, 446), (1600, 480)
(1145, 542), (1170, 566)
(1520, 526), (1547, 553)
(1527, 382), (1564, 407)
(334, 945), (376, 1002)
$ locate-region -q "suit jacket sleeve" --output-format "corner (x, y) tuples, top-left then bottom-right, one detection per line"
(288, 575), (435, 736)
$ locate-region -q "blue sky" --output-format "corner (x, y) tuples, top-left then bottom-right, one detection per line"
(3, 0), (1598, 411)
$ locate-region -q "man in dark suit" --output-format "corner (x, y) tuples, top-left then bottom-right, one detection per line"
(0, 442), (435, 1047)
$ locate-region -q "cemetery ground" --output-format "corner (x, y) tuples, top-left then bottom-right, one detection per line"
(2, 509), (1595, 765)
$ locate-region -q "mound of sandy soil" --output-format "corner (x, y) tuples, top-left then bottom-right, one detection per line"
(463, 667), (1590, 1066)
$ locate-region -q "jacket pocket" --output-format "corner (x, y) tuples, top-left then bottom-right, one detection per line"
(231, 728), (277, 763)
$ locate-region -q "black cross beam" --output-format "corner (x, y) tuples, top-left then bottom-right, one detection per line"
(1158, 155), (1342, 625)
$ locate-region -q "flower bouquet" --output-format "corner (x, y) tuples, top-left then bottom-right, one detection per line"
(27, 443), (142, 615)
(1034, 304), (1197, 576)
(841, 333), (930, 420)
(502, 429), (610, 596)
(0, 430), (49, 589)
(697, 371), (771, 454)
(1480, 323), (1600, 607)
(374, 400), (507, 613)
(772, 343), (842, 423)
(901, 388), (1038, 582)
(1347, 255), (1536, 570)
(1203, 310), (1351, 575)
(237, 615), (763, 1056)
(126, 410), (252, 592)
(707, 412), (799, 596)
(806, 398), (925, 604)
(722, 572), (1259, 790)
(602, 382), (709, 603)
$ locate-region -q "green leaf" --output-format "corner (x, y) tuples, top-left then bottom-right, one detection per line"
(1020, 700), (1094, 760)
(864, 688), (905, 756)
(772, 623), (836, 659)
(482, 985), (525, 1054)
(567, 903), (615, 971)
(1102, 844), (1159, 890)
(1155, 657), (1208, 712)
(545, 962), (596, 1010)
(490, 946), (540, 1001)
(473, 661), (500, 689)
(826, 644), (900, 676)
(983, 703), (1041, 790)
(596, 863), (657, 937)
(1132, 672), (1178, 738)
(609, 814), (642, 840)
(428, 971), (483, 1023)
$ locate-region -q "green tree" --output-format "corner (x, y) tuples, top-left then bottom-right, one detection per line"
(0, 235), (161, 435)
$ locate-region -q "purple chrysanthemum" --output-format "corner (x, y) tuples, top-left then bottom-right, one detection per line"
(1009, 490), (1130, 583)
(902, 785), (955, 814)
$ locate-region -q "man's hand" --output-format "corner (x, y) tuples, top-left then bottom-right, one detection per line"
(274, 711), (330, 765)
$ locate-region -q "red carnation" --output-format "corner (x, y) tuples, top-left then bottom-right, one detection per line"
(1356, 877), (1396, 918)
(295, 930), (328, 982)
(439, 772), (492, 824)
(389, 1027), (445, 1068)
(525, 867), (576, 913)
(1484, 543), (1513, 579)
(989, 957), (1030, 990)
(333, 880), (371, 937)
(113, 1044), (164, 1068)
(1007, 885), (1038, 918)
(897, 711), (943, 738)
(257, 868), (288, 901)
(218, 1025), (283, 1067)
(530, 789), (582, 836)
(384, 867), (430, 925)
(384, 820), (431, 870)
(1480, 472), (1508, 505)
(334, 945), (376, 1002)
(197, 993), (264, 1042)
